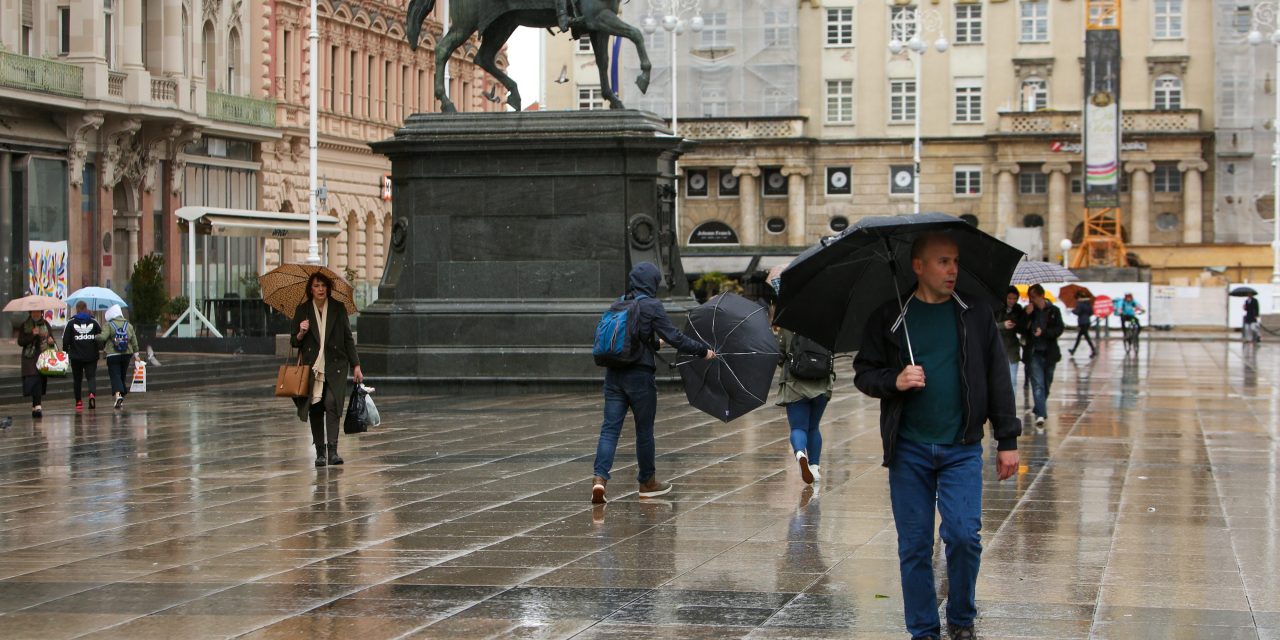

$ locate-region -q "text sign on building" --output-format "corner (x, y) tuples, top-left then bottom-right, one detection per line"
(689, 221), (740, 245)
(1083, 28), (1121, 209)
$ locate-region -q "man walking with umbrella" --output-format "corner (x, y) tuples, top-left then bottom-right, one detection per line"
(852, 233), (1020, 640)
(1243, 291), (1261, 344)
(590, 262), (715, 504)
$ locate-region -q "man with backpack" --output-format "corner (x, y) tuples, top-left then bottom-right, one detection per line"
(590, 262), (715, 504)
(62, 301), (102, 411)
(97, 304), (138, 409)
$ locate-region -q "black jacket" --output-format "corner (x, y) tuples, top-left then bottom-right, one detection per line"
(289, 297), (360, 420)
(62, 313), (102, 363)
(853, 290), (1020, 467)
(1245, 297), (1260, 324)
(622, 262), (709, 371)
(1021, 303), (1065, 363)
(1072, 299), (1094, 329)
(994, 303), (1022, 364)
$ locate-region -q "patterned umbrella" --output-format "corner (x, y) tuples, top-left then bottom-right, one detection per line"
(258, 264), (357, 318)
(3, 295), (66, 313)
(1010, 260), (1079, 285)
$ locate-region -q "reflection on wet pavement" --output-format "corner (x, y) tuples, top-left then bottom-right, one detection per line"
(0, 340), (1276, 638)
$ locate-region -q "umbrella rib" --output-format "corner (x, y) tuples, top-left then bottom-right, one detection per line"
(717, 358), (767, 406)
(716, 305), (768, 347)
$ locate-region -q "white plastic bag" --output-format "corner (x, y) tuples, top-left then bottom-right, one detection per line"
(360, 384), (381, 426)
(130, 360), (147, 393)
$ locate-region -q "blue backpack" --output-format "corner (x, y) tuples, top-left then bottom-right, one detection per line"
(112, 320), (130, 353)
(592, 294), (650, 368)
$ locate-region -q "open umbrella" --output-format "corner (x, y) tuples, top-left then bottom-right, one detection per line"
(1230, 286), (1259, 297)
(677, 292), (779, 423)
(1058, 284), (1094, 309)
(66, 286), (127, 311)
(3, 295), (65, 313)
(1010, 260), (1078, 285)
(774, 212), (1023, 354)
(259, 264), (357, 318)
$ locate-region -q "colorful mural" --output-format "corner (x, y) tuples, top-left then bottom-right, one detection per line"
(28, 240), (68, 326)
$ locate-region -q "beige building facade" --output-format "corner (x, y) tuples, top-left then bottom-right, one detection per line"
(545, 0), (1215, 265)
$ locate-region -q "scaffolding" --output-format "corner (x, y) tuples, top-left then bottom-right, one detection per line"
(1074, 0), (1127, 268)
(1214, 0), (1275, 244)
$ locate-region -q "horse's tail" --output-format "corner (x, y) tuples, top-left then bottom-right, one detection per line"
(406, 0), (438, 51)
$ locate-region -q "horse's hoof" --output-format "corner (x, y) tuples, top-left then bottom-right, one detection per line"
(609, 100), (625, 110)
(508, 96), (522, 111)
(636, 74), (650, 94)
(442, 102), (458, 114)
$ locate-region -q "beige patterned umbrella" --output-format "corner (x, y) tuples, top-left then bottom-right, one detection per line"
(3, 294), (66, 313)
(258, 264), (357, 318)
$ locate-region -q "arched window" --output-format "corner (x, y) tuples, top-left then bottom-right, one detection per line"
(201, 21), (215, 83)
(1020, 76), (1048, 111)
(1153, 75), (1182, 110)
(227, 28), (241, 94)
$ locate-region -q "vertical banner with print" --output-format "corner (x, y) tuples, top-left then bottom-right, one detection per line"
(28, 240), (69, 326)
(1083, 28), (1121, 209)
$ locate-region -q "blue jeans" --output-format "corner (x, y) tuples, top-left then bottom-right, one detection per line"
(786, 394), (829, 465)
(1026, 352), (1056, 419)
(593, 367), (658, 483)
(889, 438), (984, 639)
(1007, 361), (1018, 389)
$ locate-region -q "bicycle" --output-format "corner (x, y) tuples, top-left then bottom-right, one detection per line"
(1120, 313), (1142, 353)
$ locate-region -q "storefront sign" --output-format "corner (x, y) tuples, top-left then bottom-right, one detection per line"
(689, 221), (739, 245)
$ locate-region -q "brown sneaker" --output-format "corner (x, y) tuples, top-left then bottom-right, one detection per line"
(591, 476), (607, 504)
(638, 477), (672, 498)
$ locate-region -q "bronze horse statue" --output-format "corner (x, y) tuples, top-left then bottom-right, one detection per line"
(406, 0), (652, 113)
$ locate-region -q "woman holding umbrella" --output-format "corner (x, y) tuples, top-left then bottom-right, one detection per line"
(17, 309), (57, 418)
(289, 271), (363, 467)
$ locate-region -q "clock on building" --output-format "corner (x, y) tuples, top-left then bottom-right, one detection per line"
(890, 165), (915, 195)
(686, 169), (708, 197)
(827, 167), (851, 195)
(718, 170), (740, 197)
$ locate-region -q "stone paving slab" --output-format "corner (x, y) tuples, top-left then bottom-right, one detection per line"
(0, 339), (1276, 638)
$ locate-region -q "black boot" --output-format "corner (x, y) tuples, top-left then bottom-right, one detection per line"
(314, 444), (327, 467)
(326, 444), (343, 465)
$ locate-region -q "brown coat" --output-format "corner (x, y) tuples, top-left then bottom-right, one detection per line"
(17, 317), (56, 377)
(288, 298), (360, 420)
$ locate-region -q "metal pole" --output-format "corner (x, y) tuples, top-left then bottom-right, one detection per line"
(913, 50), (922, 215)
(306, 0), (321, 265)
(1273, 41), (1280, 297)
(671, 28), (680, 249)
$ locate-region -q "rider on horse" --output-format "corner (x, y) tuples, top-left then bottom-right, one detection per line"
(557, 0), (581, 32)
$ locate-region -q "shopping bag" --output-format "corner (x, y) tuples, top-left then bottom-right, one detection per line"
(343, 385), (367, 434)
(37, 349), (70, 377)
(130, 360), (147, 393)
(275, 351), (311, 398)
(362, 387), (381, 427)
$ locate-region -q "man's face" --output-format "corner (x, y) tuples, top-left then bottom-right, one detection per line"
(912, 239), (959, 298)
(1029, 291), (1047, 309)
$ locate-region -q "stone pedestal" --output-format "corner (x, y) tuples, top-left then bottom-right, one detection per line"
(360, 110), (691, 388)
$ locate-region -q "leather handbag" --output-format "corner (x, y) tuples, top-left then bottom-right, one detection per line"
(275, 350), (312, 398)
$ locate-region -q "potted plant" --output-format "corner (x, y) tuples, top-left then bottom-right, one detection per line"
(129, 253), (169, 341)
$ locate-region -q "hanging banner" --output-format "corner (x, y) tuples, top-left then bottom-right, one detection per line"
(28, 240), (69, 326)
(1083, 28), (1121, 209)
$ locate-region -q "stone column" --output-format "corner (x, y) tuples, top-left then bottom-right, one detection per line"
(733, 165), (761, 246)
(994, 163), (1019, 238)
(1179, 159), (1208, 244)
(162, 0), (182, 75)
(781, 165), (810, 247)
(1125, 161), (1155, 245)
(1043, 161), (1072, 258)
(123, 0), (145, 70)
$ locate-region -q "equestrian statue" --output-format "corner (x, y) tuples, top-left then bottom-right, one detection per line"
(406, 0), (653, 113)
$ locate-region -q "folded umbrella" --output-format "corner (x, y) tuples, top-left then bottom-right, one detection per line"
(3, 294), (65, 313)
(258, 264), (357, 318)
(677, 292), (779, 423)
(1011, 260), (1078, 285)
(774, 212), (1024, 354)
(66, 286), (127, 311)
(1058, 284), (1094, 309)
(1230, 286), (1259, 297)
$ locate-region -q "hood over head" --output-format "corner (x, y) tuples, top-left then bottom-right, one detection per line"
(628, 262), (662, 298)
(104, 305), (123, 322)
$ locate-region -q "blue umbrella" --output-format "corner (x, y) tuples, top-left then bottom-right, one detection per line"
(66, 286), (128, 311)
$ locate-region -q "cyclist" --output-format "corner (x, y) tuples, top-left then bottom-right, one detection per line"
(1117, 293), (1144, 338)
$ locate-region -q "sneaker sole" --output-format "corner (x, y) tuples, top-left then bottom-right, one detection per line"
(638, 484), (672, 498)
(591, 485), (606, 504)
(798, 454), (814, 484)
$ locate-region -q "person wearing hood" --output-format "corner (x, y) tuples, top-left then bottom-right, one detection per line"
(17, 310), (57, 418)
(62, 301), (102, 411)
(591, 262), (716, 504)
(97, 304), (139, 409)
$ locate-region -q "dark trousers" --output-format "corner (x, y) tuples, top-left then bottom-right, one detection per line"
(22, 375), (47, 407)
(593, 366), (658, 483)
(1069, 325), (1095, 354)
(308, 386), (341, 445)
(71, 360), (98, 402)
(105, 355), (133, 397)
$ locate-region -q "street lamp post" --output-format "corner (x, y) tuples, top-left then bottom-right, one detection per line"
(1249, 2), (1280, 313)
(306, 0), (322, 265)
(1060, 238), (1073, 269)
(642, 1), (702, 247)
(888, 9), (948, 215)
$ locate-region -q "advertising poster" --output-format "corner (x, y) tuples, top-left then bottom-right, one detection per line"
(1083, 28), (1121, 209)
(28, 240), (68, 326)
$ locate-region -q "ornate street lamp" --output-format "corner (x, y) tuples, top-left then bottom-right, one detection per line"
(887, 8), (949, 214)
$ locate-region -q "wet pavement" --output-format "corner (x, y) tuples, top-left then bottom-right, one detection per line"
(0, 338), (1276, 639)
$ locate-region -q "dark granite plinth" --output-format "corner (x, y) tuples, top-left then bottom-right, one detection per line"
(360, 110), (691, 387)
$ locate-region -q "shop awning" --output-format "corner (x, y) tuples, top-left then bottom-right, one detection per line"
(175, 206), (342, 240)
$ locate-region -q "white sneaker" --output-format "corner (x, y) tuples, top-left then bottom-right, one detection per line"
(808, 464), (821, 482)
(796, 450), (814, 484)
(1034, 416), (1045, 426)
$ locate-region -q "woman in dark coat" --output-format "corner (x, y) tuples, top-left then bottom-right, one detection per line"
(17, 310), (57, 418)
(290, 272), (363, 466)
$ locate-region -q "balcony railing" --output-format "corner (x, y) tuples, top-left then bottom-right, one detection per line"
(206, 90), (276, 128)
(108, 71), (125, 97)
(151, 77), (177, 105)
(676, 118), (805, 140)
(0, 50), (83, 98)
(999, 110), (1201, 135)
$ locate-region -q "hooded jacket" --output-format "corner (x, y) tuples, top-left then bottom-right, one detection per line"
(62, 311), (102, 363)
(621, 262), (709, 371)
(97, 305), (139, 357)
(853, 290), (1021, 467)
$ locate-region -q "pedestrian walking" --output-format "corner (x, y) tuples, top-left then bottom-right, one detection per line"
(852, 232), (1020, 640)
(62, 301), (102, 411)
(1021, 284), (1064, 426)
(17, 311), (57, 418)
(290, 272), (363, 467)
(1243, 293), (1261, 344)
(776, 328), (834, 484)
(98, 304), (138, 409)
(590, 262), (715, 504)
(995, 286), (1023, 387)
(1068, 296), (1096, 357)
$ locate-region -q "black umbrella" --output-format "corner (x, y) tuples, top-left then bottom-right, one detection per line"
(774, 212), (1024, 355)
(677, 292), (780, 423)
(1230, 286), (1259, 297)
